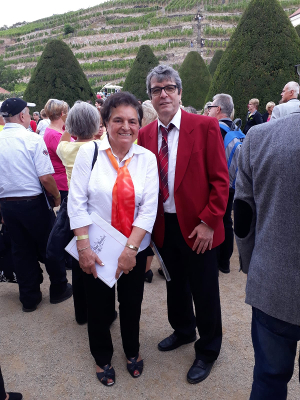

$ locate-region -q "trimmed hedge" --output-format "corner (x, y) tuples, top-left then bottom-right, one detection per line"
(122, 45), (159, 101)
(23, 40), (94, 110)
(179, 51), (211, 110)
(206, 0), (300, 120)
(208, 50), (224, 77)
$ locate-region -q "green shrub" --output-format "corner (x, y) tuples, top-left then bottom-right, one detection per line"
(179, 51), (211, 110)
(122, 45), (159, 101)
(64, 24), (75, 35)
(23, 39), (94, 110)
(208, 50), (224, 77)
(206, 0), (300, 120)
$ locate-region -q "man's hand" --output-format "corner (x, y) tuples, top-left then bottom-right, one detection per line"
(78, 247), (104, 279)
(188, 222), (214, 254)
(115, 247), (137, 279)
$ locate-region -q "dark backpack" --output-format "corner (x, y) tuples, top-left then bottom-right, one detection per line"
(219, 120), (245, 190)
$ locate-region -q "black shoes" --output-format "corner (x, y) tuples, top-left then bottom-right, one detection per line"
(158, 333), (196, 352)
(144, 269), (153, 283)
(6, 393), (23, 400)
(22, 291), (42, 312)
(218, 262), (230, 274)
(187, 359), (214, 384)
(50, 283), (73, 304)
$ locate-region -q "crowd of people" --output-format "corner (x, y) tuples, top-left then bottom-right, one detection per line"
(0, 69), (300, 399)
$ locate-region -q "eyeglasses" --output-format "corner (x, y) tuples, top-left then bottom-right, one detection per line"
(150, 85), (177, 97)
(207, 105), (219, 110)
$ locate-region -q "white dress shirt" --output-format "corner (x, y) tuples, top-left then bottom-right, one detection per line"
(68, 135), (159, 251)
(157, 107), (181, 213)
(0, 123), (54, 198)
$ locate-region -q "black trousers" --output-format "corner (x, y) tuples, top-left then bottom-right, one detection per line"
(0, 195), (68, 308)
(159, 213), (222, 363)
(0, 367), (5, 400)
(218, 190), (234, 270)
(83, 248), (147, 367)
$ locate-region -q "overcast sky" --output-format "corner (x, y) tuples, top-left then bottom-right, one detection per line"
(1, 0), (106, 29)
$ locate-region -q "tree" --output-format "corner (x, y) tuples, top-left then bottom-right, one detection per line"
(208, 50), (224, 77)
(206, 0), (300, 120)
(179, 51), (211, 110)
(295, 24), (300, 37)
(64, 24), (75, 35)
(122, 45), (159, 101)
(0, 59), (20, 92)
(23, 40), (94, 110)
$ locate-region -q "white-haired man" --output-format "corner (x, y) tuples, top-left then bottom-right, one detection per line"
(208, 93), (244, 274)
(0, 98), (72, 312)
(271, 81), (300, 120)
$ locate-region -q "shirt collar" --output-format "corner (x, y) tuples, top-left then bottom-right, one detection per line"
(157, 107), (181, 131)
(2, 123), (27, 130)
(98, 133), (146, 161)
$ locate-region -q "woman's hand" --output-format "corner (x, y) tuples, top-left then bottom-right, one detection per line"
(115, 247), (137, 279)
(78, 247), (104, 279)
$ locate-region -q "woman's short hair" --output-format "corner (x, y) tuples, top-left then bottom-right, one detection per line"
(142, 100), (157, 127)
(266, 101), (275, 111)
(44, 99), (69, 121)
(40, 109), (47, 118)
(146, 64), (182, 98)
(249, 98), (259, 108)
(65, 101), (100, 139)
(100, 92), (143, 127)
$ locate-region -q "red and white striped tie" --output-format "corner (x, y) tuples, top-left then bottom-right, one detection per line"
(158, 123), (174, 203)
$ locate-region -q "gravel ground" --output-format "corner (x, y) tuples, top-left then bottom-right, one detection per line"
(1, 246), (299, 400)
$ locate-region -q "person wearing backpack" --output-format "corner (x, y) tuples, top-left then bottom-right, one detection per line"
(208, 94), (245, 274)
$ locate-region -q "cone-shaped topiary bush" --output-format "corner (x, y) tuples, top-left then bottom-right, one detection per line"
(122, 45), (159, 101)
(209, 50), (224, 77)
(23, 40), (95, 110)
(206, 0), (300, 120)
(179, 51), (211, 110)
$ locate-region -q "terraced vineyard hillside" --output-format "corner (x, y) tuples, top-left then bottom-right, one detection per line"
(0, 0), (299, 93)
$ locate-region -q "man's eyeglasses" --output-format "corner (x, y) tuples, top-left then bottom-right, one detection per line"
(207, 105), (219, 110)
(150, 85), (177, 97)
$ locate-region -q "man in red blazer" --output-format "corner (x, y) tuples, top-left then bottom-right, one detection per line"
(138, 65), (229, 384)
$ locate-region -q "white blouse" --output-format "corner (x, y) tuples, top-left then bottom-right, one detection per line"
(68, 136), (159, 251)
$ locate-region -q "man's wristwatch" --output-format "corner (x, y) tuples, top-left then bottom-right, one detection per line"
(125, 244), (139, 252)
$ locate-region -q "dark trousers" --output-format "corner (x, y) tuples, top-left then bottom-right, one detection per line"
(83, 249), (147, 367)
(0, 368), (5, 400)
(0, 195), (68, 308)
(250, 307), (300, 400)
(218, 190), (234, 270)
(159, 213), (222, 363)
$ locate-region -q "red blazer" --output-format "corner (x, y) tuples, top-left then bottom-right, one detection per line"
(138, 109), (229, 249)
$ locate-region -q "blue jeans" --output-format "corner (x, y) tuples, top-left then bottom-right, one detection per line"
(250, 307), (300, 400)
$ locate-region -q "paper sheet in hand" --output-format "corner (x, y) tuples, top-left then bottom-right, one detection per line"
(65, 212), (127, 288)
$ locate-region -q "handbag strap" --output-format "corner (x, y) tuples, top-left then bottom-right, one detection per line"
(91, 141), (98, 170)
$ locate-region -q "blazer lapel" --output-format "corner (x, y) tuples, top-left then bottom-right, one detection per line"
(174, 110), (195, 193)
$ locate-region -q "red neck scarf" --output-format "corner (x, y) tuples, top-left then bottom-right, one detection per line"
(106, 148), (135, 238)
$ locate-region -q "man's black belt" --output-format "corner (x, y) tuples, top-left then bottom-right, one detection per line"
(0, 195), (40, 202)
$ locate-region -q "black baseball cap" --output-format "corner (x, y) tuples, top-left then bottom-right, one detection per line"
(0, 98), (36, 117)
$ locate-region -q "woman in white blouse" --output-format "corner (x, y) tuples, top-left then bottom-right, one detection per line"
(68, 92), (159, 386)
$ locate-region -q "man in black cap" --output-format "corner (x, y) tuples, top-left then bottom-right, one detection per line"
(0, 98), (72, 312)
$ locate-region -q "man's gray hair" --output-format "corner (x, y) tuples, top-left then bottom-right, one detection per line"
(204, 101), (212, 111)
(65, 101), (100, 139)
(286, 81), (299, 96)
(146, 64), (182, 98)
(4, 107), (27, 122)
(212, 93), (234, 118)
(33, 111), (40, 116)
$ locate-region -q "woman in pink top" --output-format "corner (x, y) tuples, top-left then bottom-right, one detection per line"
(44, 99), (69, 202)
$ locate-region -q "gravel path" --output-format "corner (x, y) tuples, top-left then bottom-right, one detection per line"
(1, 246), (299, 400)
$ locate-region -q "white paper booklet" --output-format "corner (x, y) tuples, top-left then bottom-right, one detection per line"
(65, 212), (127, 288)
